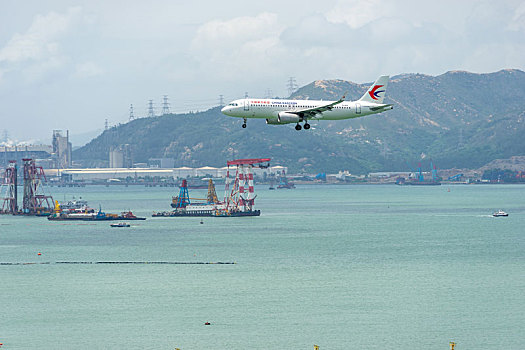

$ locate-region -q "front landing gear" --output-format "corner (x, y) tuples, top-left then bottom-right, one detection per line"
(242, 118), (247, 128)
(295, 124), (302, 131)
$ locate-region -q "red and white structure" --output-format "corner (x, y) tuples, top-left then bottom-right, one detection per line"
(224, 158), (270, 213)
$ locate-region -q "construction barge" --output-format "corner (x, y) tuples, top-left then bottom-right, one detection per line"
(153, 158), (269, 218)
(153, 208), (261, 217)
(48, 203), (146, 221)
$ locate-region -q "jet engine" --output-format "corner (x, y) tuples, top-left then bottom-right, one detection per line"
(265, 118), (281, 125)
(277, 112), (301, 124)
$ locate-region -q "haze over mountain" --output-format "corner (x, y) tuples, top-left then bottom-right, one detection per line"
(74, 69), (525, 174)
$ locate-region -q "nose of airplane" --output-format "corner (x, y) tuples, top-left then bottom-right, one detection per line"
(221, 106), (230, 114)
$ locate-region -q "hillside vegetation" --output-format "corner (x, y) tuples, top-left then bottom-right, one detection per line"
(74, 69), (525, 174)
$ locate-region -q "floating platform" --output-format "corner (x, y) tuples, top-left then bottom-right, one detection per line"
(153, 209), (260, 217)
(213, 210), (260, 217)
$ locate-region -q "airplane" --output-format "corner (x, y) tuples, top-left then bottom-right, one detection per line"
(221, 75), (393, 130)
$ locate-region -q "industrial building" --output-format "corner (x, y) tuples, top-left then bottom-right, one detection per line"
(148, 158), (175, 168)
(52, 130), (72, 168)
(109, 144), (132, 168)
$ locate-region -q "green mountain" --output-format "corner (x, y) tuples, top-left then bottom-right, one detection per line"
(74, 69), (525, 174)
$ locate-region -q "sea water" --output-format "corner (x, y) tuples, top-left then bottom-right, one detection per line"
(0, 184), (523, 349)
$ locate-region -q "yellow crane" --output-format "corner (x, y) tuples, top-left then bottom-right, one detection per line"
(207, 179), (219, 204)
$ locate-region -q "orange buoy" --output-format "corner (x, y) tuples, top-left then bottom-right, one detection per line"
(37, 252), (42, 256)
(204, 321), (211, 325)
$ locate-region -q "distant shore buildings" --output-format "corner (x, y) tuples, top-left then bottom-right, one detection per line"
(44, 165), (288, 182)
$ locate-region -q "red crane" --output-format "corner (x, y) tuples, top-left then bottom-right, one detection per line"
(22, 158), (54, 215)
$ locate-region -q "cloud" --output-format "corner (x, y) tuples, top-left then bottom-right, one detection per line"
(0, 7), (81, 82)
(508, 1), (525, 31)
(191, 12), (282, 51)
(73, 61), (103, 79)
(326, 0), (386, 28)
(280, 16), (350, 48)
(190, 13), (286, 81)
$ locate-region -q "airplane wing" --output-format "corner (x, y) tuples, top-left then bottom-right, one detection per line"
(289, 94), (346, 118)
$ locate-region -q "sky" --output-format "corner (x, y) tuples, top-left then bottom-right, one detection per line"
(1, 0), (524, 144)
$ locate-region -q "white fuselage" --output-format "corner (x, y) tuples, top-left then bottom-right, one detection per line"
(221, 98), (391, 121)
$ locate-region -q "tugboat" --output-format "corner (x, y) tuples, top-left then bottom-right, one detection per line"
(110, 222), (131, 227)
(493, 210), (508, 217)
(119, 210), (146, 220)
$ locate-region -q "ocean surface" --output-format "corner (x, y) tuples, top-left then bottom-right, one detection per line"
(0, 184), (523, 350)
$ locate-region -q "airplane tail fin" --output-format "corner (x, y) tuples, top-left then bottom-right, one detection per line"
(359, 75), (389, 103)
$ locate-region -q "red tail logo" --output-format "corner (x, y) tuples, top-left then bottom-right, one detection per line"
(368, 85), (385, 100)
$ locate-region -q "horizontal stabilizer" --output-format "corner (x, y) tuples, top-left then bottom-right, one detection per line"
(369, 104), (393, 111)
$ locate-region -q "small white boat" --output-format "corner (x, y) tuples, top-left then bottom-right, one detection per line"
(110, 222), (131, 227)
(492, 210), (508, 217)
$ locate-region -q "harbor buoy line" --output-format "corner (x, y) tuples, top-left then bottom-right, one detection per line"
(0, 261), (236, 266)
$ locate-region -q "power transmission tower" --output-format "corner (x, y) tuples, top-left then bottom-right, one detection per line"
(104, 119), (109, 131)
(287, 77), (298, 96)
(219, 95), (224, 107)
(265, 89), (273, 99)
(380, 140), (391, 158)
(244, 92), (249, 98)
(129, 104), (135, 121)
(148, 100), (155, 118)
(162, 95), (170, 115)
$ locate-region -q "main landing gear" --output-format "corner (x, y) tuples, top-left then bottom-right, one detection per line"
(295, 122), (310, 131)
(242, 118), (247, 128)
